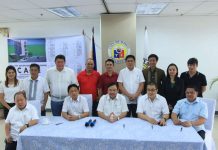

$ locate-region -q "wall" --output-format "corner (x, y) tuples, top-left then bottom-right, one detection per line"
(0, 16), (218, 110)
(101, 13), (136, 72)
(136, 16), (218, 110)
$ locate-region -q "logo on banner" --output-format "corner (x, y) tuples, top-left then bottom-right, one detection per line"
(108, 40), (131, 63)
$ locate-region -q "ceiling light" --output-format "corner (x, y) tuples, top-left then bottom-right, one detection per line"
(136, 3), (167, 15)
(47, 6), (81, 18)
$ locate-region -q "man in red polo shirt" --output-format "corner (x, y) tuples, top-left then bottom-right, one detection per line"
(97, 59), (118, 97)
(77, 58), (100, 116)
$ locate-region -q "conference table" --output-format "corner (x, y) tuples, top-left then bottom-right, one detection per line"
(17, 117), (204, 150)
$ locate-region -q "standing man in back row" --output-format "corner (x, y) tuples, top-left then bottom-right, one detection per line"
(142, 54), (165, 95)
(22, 63), (49, 116)
(118, 55), (145, 118)
(180, 58), (207, 97)
(97, 58), (118, 97)
(46, 54), (78, 116)
(77, 58), (100, 116)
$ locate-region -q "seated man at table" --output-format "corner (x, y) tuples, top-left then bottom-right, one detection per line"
(171, 85), (208, 139)
(137, 82), (169, 126)
(62, 84), (89, 121)
(97, 82), (128, 123)
(5, 91), (39, 150)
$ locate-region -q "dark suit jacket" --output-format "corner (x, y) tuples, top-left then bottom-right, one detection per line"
(142, 67), (165, 94)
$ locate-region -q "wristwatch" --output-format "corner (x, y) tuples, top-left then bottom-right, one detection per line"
(25, 124), (29, 128)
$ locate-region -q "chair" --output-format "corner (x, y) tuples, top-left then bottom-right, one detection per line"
(201, 98), (216, 150)
(81, 94), (92, 116)
(28, 100), (41, 117)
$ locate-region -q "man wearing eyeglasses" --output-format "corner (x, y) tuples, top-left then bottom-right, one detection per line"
(137, 82), (169, 126)
(5, 91), (38, 150)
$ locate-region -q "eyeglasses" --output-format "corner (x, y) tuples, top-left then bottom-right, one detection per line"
(185, 91), (195, 94)
(147, 89), (157, 92)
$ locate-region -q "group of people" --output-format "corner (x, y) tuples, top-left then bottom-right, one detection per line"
(0, 54), (208, 150)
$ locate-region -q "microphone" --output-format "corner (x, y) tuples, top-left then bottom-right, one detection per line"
(85, 119), (92, 127)
(90, 119), (96, 127)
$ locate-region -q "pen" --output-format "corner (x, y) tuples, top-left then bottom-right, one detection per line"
(55, 122), (63, 125)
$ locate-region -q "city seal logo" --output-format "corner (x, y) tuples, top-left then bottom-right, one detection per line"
(108, 40), (131, 63)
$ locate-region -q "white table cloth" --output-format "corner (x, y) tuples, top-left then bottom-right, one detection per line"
(17, 117), (204, 150)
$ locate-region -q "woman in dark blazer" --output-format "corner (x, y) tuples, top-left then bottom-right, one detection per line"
(162, 63), (184, 114)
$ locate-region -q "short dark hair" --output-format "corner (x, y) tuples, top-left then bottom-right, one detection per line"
(68, 84), (79, 93)
(187, 58), (198, 65)
(147, 82), (158, 89)
(125, 55), (135, 61)
(107, 82), (118, 89)
(30, 63), (40, 72)
(105, 58), (114, 65)
(55, 54), (65, 62)
(186, 85), (199, 92)
(148, 54), (159, 61)
(14, 91), (27, 101)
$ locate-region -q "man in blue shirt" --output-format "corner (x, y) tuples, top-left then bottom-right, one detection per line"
(171, 85), (208, 139)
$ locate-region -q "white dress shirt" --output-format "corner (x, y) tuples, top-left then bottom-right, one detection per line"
(46, 67), (78, 101)
(117, 67), (145, 104)
(137, 94), (169, 121)
(0, 81), (23, 103)
(5, 103), (39, 141)
(22, 76), (49, 106)
(97, 93), (128, 116)
(62, 95), (89, 115)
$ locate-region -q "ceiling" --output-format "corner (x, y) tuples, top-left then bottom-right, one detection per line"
(0, 0), (218, 23)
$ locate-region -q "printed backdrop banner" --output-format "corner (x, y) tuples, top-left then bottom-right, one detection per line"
(8, 38), (47, 79)
(46, 35), (86, 73)
(8, 35), (86, 79)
